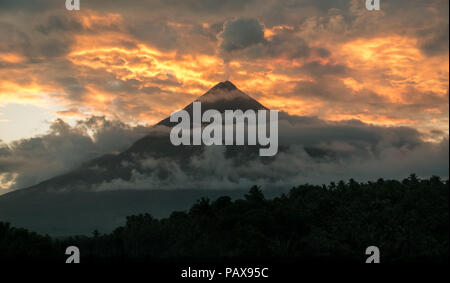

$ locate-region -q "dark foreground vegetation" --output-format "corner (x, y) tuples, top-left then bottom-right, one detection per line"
(0, 175), (448, 263)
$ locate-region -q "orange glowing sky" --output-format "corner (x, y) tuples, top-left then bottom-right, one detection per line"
(0, 0), (448, 143)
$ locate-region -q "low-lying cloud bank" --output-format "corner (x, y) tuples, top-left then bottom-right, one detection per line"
(91, 115), (450, 191)
(0, 116), (150, 192)
(1, 114), (448, 194)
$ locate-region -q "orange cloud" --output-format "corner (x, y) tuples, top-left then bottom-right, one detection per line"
(0, 8), (447, 140)
(0, 53), (26, 64)
(338, 36), (449, 102)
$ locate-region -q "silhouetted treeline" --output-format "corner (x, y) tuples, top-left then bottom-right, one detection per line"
(1, 175), (448, 263)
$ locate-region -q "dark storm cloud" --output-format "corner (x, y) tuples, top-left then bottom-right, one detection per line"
(418, 24), (449, 56)
(219, 18), (265, 52)
(219, 18), (312, 60)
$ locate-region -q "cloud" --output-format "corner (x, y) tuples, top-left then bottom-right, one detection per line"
(129, 20), (180, 51)
(0, 109), (447, 194)
(0, 0), (55, 12)
(418, 24), (449, 56)
(0, 116), (150, 191)
(219, 18), (266, 52)
(218, 20), (312, 60)
(85, 113), (449, 192)
(93, 137), (449, 192)
(0, 0), (447, 172)
(297, 61), (350, 78)
(55, 77), (87, 100)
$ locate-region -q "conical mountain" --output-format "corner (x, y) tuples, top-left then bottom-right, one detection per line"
(2, 81), (267, 195)
(158, 81), (267, 126)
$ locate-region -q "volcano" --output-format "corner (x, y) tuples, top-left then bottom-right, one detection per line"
(0, 81), (280, 235)
(158, 81), (267, 127)
(7, 81), (268, 192)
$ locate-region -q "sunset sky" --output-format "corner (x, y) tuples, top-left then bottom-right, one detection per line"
(0, 0), (448, 144)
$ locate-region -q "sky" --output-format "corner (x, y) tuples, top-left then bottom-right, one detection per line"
(0, 0), (448, 193)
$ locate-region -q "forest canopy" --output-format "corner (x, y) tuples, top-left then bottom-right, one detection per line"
(0, 175), (448, 263)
